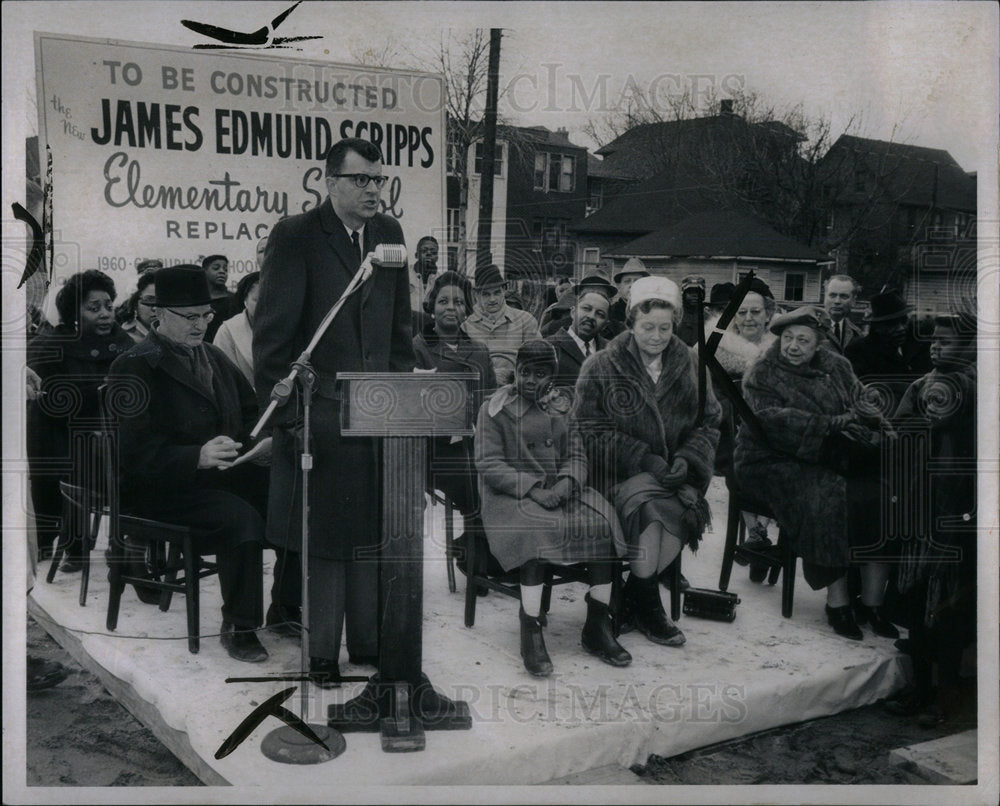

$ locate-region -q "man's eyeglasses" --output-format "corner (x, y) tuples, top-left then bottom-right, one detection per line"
(328, 173), (388, 189)
(138, 297), (157, 308)
(164, 308), (215, 324)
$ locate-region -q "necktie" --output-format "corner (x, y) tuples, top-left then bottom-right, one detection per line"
(584, 340), (592, 357)
(351, 230), (361, 263)
(838, 321), (845, 348)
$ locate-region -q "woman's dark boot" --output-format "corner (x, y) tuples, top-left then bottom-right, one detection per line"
(581, 593), (632, 667)
(519, 606), (553, 677)
(624, 574), (685, 646)
(852, 598), (900, 639)
(826, 604), (863, 640)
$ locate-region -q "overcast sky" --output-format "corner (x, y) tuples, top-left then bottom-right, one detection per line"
(3, 1), (997, 172)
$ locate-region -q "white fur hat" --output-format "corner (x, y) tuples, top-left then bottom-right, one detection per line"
(627, 275), (681, 313)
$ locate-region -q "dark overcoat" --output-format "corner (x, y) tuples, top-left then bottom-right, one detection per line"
(734, 341), (882, 586)
(845, 330), (932, 418)
(547, 327), (607, 391)
(253, 198), (415, 559)
(105, 331), (261, 510)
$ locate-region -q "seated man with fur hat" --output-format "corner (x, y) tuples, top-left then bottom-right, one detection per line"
(106, 266), (271, 663)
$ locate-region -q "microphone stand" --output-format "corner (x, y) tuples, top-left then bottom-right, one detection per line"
(254, 255), (378, 765)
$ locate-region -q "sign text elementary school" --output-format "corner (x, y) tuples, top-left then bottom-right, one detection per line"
(35, 33), (445, 286)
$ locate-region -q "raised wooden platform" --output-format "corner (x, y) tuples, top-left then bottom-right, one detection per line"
(28, 477), (912, 787)
(889, 729), (979, 784)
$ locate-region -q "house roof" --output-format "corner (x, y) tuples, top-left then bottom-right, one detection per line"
(571, 159), (723, 234)
(825, 135), (976, 211)
(608, 211), (829, 263)
(586, 153), (635, 181)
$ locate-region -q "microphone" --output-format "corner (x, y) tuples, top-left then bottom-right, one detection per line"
(371, 243), (406, 268)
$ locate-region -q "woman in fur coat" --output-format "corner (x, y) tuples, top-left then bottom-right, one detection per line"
(573, 276), (721, 648)
(734, 306), (896, 640)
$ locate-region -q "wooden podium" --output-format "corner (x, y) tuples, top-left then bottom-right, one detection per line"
(327, 372), (476, 751)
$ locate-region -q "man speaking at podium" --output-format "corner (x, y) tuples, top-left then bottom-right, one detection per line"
(254, 138), (416, 684)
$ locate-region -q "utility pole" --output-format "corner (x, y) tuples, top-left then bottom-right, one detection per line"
(475, 28), (502, 273)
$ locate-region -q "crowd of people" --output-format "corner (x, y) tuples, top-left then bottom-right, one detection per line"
(24, 138), (976, 726)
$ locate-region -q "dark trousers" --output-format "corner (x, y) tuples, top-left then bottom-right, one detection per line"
(306, 555), (378, 662)
(131, 488), (264, 629)
(271, 549), (302, 611)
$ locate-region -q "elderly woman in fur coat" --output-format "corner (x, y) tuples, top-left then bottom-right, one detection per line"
(573, 276), (721, 648)
(734, 306), (896, 641)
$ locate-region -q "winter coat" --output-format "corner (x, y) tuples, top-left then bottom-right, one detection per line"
(734, 340), (883, 586)
(571, 331), (721, 543)
(461, 304), (541, 386)
(547, 327), (607, 391)
(475, 387), (626, 571)
(252, 198), (415, 559)
(413, 323), (497, 515)
(27, 323), (134, 467)
(845, 330), (932, 419)
(893, 362), (976, 600)
(105, 329), (261, 511)
(212, 310), (255, 389)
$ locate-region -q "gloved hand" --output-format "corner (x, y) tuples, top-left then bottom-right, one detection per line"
(828, 411), (856, 433)
(528, 485), (561, 509)
(658, 456), (689, 487)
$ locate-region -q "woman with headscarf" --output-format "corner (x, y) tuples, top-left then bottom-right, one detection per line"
(212, 271), (261, 389)
(27, 269), (134, 568)
(734, 306), (896, 640)
(573, 276), (721, 648)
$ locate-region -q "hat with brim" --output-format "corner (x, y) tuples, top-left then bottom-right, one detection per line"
(769, 305), (829, 337)
(866, 291), (909, 323)
(628, 275), (681, 313)
(154, 266), (213, 308)
(574, 274), (617, 299)
(707, 282), (736, 307)
(614, 257), (650, 284)
(746, 277), (774, 300)
(474, 264), (505, 290)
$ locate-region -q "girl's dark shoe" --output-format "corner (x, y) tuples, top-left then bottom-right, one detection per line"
(519, 606), (553, 677)
(581, 593), (632, 667)
(825, 604), (863, 640)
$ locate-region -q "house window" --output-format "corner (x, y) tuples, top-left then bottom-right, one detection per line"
(447, 208), (461, 243)
(474, 142), (504, 176)
(784, 273), (805, 302)
(582, 248), (600, 272)
(534, 153), (548, 190)
(560, 155), (575, 192)
(588, 183), (603, 215)
(534, 151), (576, 192)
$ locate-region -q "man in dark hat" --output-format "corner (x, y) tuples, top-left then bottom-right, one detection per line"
(254, 137), (415, 683)
(547, 275), (615, 389)
(462, 263), (541, 385)
(106, 266), (270, 663)
(845, 290), (932, 414)
(201, 254), (238, 342)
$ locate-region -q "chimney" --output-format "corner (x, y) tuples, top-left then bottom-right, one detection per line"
(555, 126), (570, 142)
(720, 99), (734, 116)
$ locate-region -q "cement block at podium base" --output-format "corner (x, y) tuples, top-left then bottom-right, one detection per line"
(888, 729), (978, 784)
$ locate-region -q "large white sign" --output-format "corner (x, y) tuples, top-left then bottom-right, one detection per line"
(35, 32), (445, 290)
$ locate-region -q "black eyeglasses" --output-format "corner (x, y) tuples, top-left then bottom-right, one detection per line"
(164, 308), (215, 324)
(138, 297), (157, 307)
(328, 173), (388, 189)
